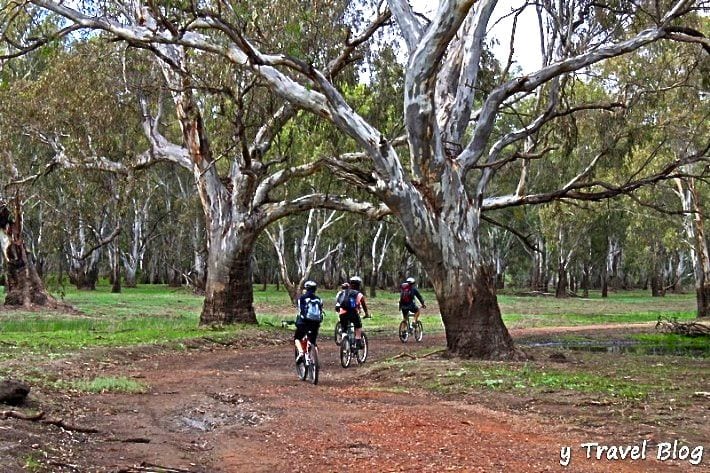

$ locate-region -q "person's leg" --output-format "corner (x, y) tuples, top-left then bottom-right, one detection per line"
(353, 314), (364, 348)
(413, 306), (420, 323)
(294, 326), (306, 362)
(309, 323), (320, 346)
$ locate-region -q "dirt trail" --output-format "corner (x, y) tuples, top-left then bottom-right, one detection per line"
(19, 325), (690, 473)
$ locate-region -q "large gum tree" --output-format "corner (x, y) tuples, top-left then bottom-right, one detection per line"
(1, 1), (390, 325)
(11, 0), (710, 357)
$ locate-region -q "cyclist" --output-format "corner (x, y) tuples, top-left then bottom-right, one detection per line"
(295, 280), (323, 364)
(338, 276), (370, 348)
(334, 282), (349, 312)
(400, 276), (426, 324)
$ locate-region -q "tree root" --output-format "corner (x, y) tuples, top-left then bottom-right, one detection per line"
(656, 316), (710, 336)
(0, 409), (99, 433)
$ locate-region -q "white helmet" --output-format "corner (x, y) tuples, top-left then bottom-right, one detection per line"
(349, 276), (362, 285)
(304, 280), (317, 289)
(406, 277), (415, 284)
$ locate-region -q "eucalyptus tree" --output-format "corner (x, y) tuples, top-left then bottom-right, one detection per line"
(266, 209), (344, 304)
(1, 2), (390, 324)
(9, 0), (709, 357)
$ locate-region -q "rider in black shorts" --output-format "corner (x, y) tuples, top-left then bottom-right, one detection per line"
(399, 277), (426, 324)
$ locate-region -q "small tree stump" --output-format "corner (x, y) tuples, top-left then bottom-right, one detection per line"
(0, 379), (30, 405)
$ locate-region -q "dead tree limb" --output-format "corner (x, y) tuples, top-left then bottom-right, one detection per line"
(656, 316), (710, 336)
(0, 410), (100, 433)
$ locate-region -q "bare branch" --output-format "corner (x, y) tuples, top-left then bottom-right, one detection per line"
(483, 145), (710, 210)
(260, 194), (390, 228)
(74, 224), (121, 261)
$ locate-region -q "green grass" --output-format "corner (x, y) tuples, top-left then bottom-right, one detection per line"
(57, 376), (148, 394)
(23, 454), (43, 473)
(432, 362), (651, 400)
(0, 283), (699, 360)
(498, 290), (696, 327)
(631, 333), (710, 354)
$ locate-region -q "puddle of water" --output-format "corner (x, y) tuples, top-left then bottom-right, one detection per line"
(523, 340), (708, 357)
(181, 417), (213, 431)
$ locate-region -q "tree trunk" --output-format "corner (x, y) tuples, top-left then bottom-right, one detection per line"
(200, 238), (257, 326)
(581, 262), (590, 298)
(124, 266), (137, 288)
(495, 272), (505, 290)
(369, 270), (378, 298)
(1, 204), (59, 308)
(5, 244), (51, 306)
(436, 265), (520, 359)
(555, 262), (568, 298)
(650, 272), (663, 297)
(697, 284), (710, 318)
(70, 263), (99, 290)
(111, 264), (121, 293)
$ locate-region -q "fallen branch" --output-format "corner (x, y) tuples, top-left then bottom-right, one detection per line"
(387, 349), (446, 362)
(388, 352), (417, 361)
(117, 462), (198, 473)
(0, 409), (99, 433)
(420, 349), (446, 358)
(655, 316), (710, 336)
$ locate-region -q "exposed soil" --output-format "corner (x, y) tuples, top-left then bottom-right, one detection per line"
(1, 324), (707, 472)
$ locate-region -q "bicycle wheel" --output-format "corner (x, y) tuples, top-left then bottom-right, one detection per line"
(340, 336), (352, 368)
(356, 333), (368, 364)
(334, 321), (342, 346)
(414, 320), (424, 342)
(295, 348), (307, 380)
(398, 320), (409, 343)
(308, 345), (319, 385)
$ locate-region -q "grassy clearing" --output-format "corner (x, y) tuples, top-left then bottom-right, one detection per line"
(498, 290), (696, 328)
(0, 283), (698, 360)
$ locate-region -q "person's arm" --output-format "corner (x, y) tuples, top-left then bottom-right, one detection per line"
(359, 294), (370, 317)
(415, 288), (426, 308)
(298, 296), (306, 316)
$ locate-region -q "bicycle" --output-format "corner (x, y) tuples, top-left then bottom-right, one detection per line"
(398, 309), (423, 343)
(282, 321), (319, 384)
(333, 320), (343, 345)
(339, 322), (368, 368)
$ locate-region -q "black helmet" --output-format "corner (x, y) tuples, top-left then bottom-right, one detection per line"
(304, 280), (317, 290)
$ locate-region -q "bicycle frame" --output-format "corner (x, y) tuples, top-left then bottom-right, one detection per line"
(398, 310), (423, 343)
(339, 322), (368, 368)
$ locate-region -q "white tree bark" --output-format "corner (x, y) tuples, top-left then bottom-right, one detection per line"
(675, 175), (710, 317)
(266, 210), (343, 304)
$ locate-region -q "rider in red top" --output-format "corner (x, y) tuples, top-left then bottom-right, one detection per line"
(400, 276), (426, 324)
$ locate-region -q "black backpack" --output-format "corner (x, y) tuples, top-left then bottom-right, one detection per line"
(342, 289), (358, 313)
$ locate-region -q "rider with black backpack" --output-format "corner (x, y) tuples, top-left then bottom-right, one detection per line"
(337, 276), (370, 348)
(400, 277), (426, 325)
(295, 280), (323, 364)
